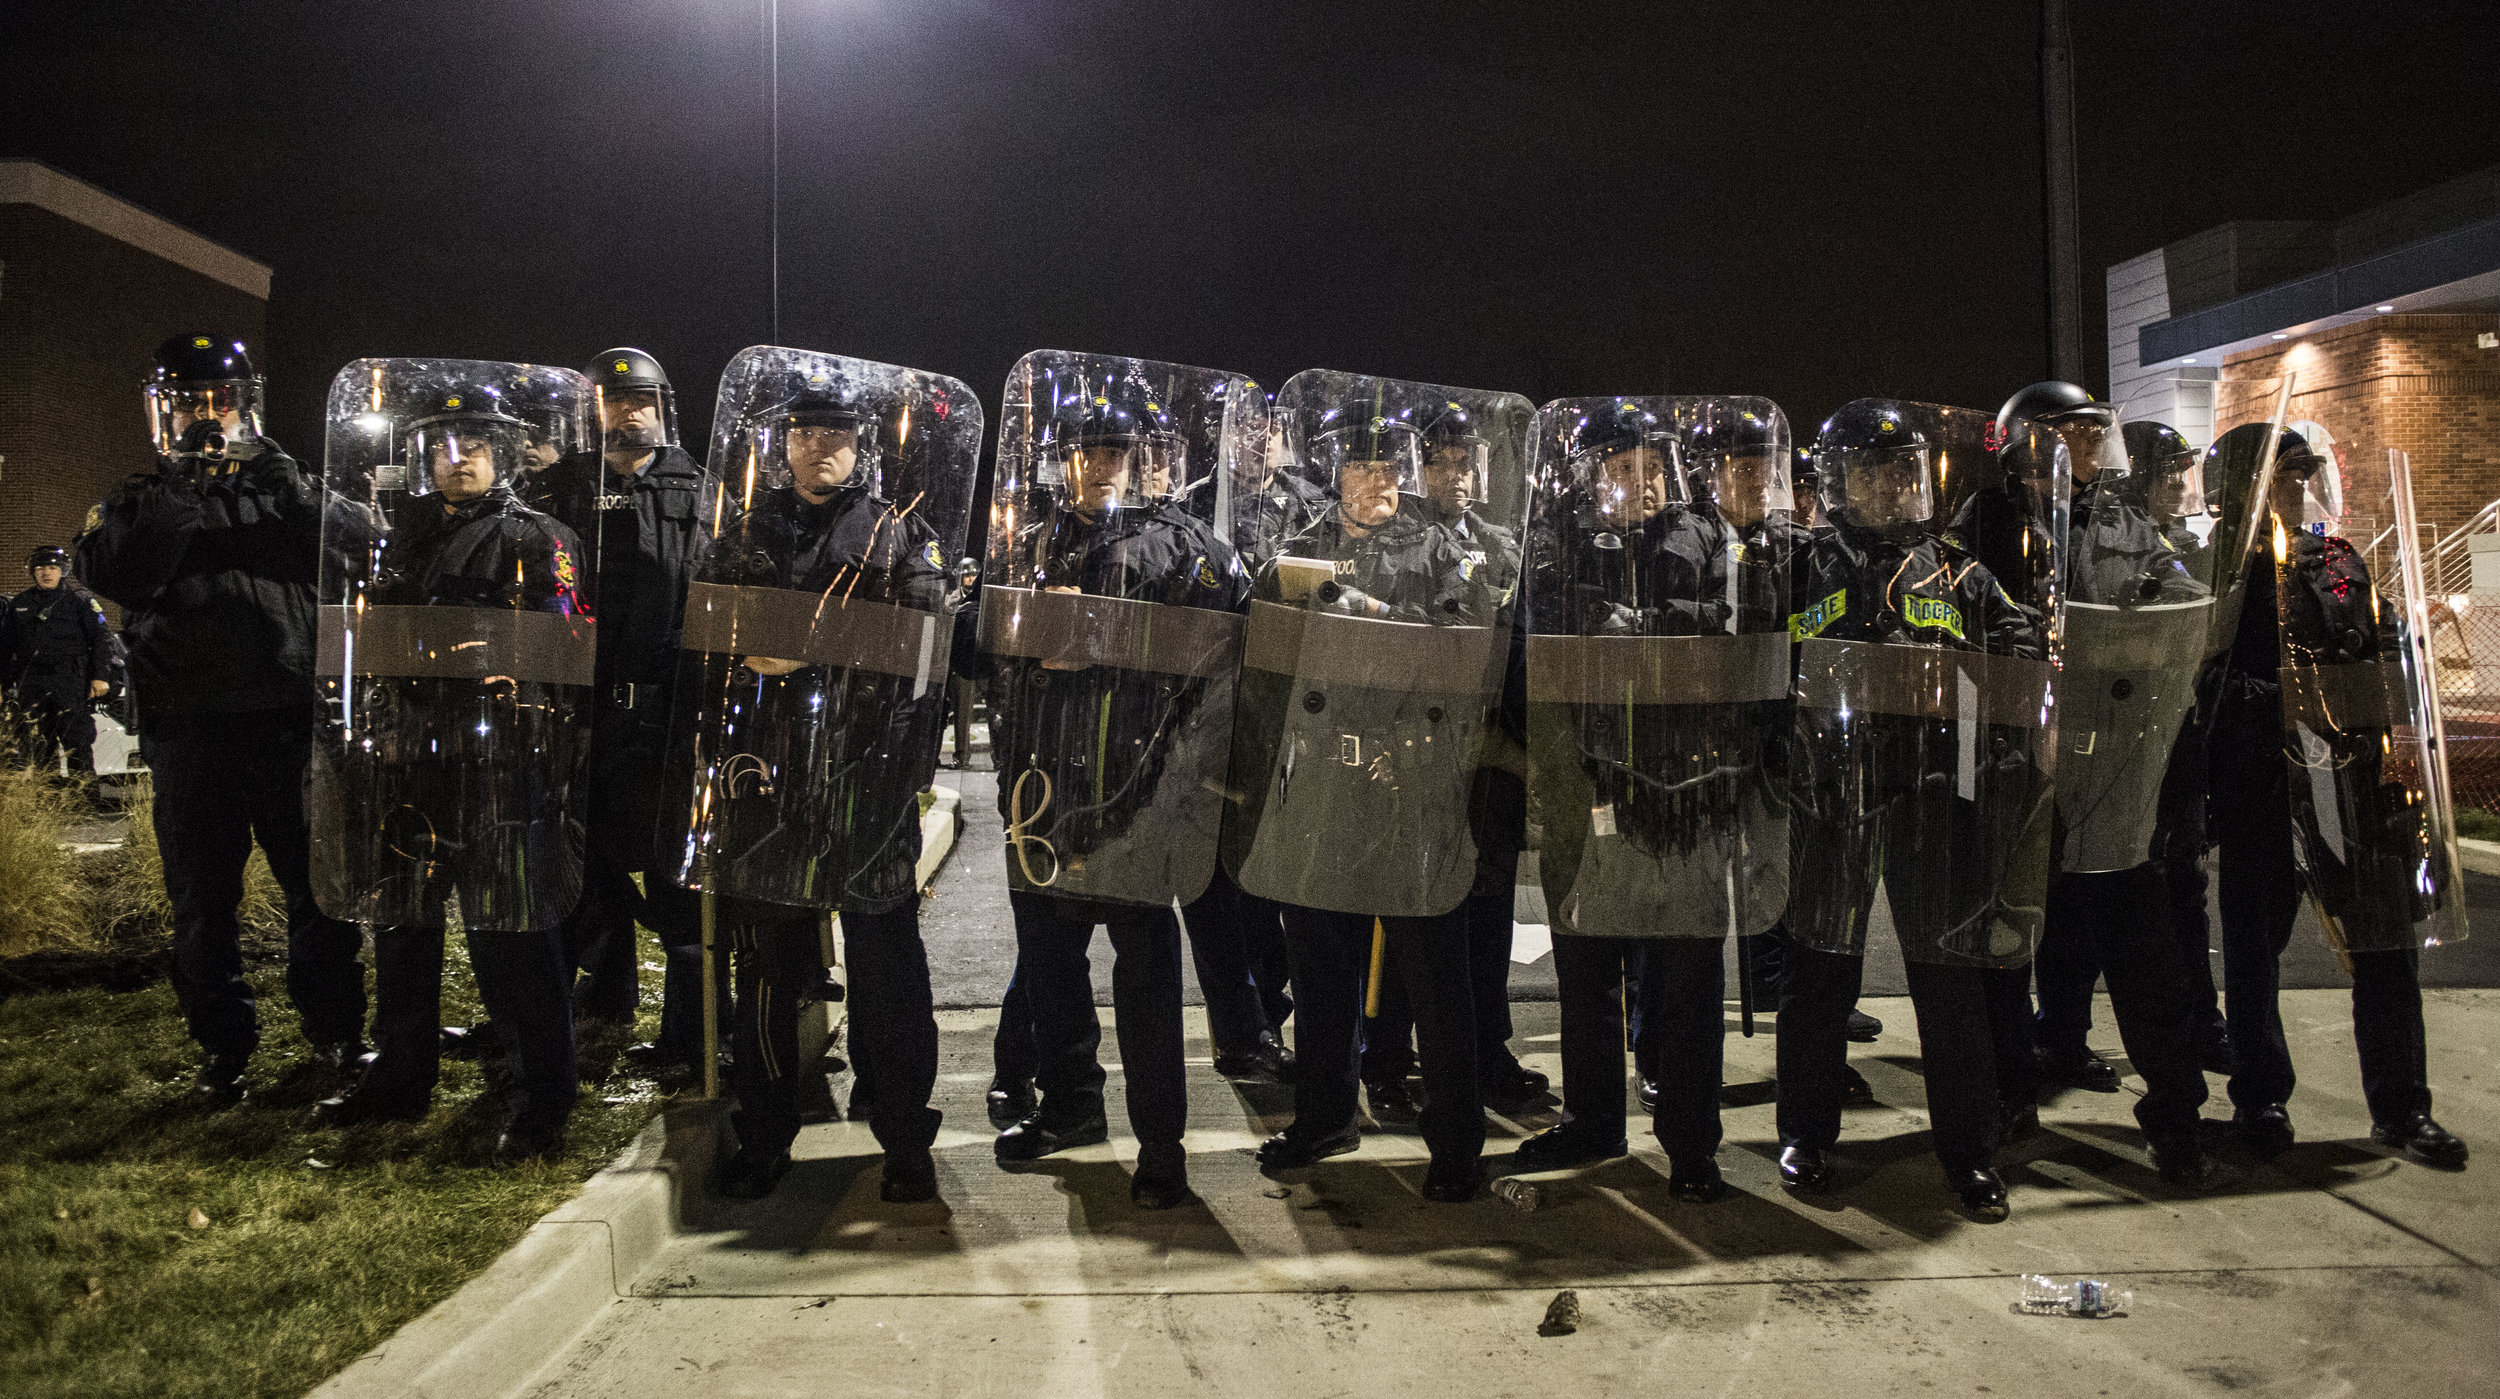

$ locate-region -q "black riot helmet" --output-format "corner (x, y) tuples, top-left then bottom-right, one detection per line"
(145, 334), (264, 458)
(27, 545), (71, 576)
(747, 369), (885, 500)
(404, 385), (528, 500)
(589, 347), (679, 453)
(1814, 399), (1935, 535)
(1419, 400), (1489, 515)
(1045, 380), (1183, 512)
(1685, 405), (1793, 525)
(1567, 399), (1685, 526)
(1996, 380), (2126, 482)
(2120, 419), (2203, 518)
(1310, 402), (1422, 530)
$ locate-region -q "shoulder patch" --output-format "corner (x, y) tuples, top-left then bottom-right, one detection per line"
(1903, 595), (1966, 641)
(1788, 588), (1846, 641)
(83, 504), (103, 534)
(1194, 555), (1218, 589)
(923, 539), (946, 571)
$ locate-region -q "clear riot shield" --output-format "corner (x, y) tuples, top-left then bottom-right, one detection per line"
(309, 359), (597, 931)
(2049, 399), (2275, 871)
(977, 352), (1268, 906)
(1522, 397), (1794, 938)
(1220, 371), (1531, 917)
(1785, 399), (2067, 966)
(2257, 405), (2466, 950)
(664, 346), (980, 909)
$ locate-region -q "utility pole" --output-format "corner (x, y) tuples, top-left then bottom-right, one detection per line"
(2042, 0), (2084, 384)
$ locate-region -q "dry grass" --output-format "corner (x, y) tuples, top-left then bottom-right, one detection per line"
(0, 738), (91, 960)
(80, 780), (286, 950)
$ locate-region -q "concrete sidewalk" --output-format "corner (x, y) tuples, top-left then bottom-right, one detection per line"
(482, 988), (2494, 1398)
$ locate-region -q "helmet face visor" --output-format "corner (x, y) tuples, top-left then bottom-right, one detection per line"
(408, 419), (522, 500)
(1575, 439), (1687, 527)
(595, 384), (677, 452)
(1055, 434), (1179, 512)
(1694, 444), (1794, 524)
(1314, 423), (1421, 528)
(2145, 449), (2205, 519)
(1421, 440), (1488, 515)
(1820, 443), (1935, 530)
(2059, 419), (2131, 483)
(145, 379), (260, 456)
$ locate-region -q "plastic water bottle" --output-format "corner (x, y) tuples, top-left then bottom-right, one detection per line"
(1492, 1178), (1543, 1213)
(2019, 1274), (2131, 1318)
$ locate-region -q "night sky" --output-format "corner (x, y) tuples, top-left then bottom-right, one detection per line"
(8, 1), (2498, 458)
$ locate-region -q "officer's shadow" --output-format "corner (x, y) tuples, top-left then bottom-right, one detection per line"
(689, 1151), (962, 1258)
(1001, 1157), (1250, 1260)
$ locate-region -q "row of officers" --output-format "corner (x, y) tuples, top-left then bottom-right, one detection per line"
(68, 335), (2469, 1215)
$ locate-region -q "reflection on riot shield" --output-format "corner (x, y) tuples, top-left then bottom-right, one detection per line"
(2049, 403), (2276, 872)
(1220, 371), (1531, 917)
(977, 351), (1268, 906)
(309, 359), (597, 931)
(1785, 399), (2066, 966)
(664, 346), (982, 910)
(1523, 396), (1795, 938)
(2271, 438), (2466, 950)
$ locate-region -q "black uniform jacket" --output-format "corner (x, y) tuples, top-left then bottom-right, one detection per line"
(2068, 482), (2205, 606)
(689, 483), (949, 912)
(74, 440), (333, 723)
(374, 488), (587, 615)
(1185, 469), (1331, 578)
(1263, 502), (1493, 625)
(1788, 525), (2042, 658)
(2, 583), (124, 707)
(988, 503), (1249, 870)
(535, 445), (717, 705)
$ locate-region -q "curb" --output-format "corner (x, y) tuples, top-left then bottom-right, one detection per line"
(2460, 837), (2500, 877)
(307, 1101), (723, 1399)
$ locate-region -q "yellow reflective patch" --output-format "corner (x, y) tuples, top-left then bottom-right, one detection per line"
(1904, 595), (1965, 640)
(1195, 555), (1218, 588)
(1788, 588), (1846, 641)
(613, 360), (631, 374)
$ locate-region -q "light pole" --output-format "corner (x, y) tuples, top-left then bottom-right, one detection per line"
(2042, 0), (2084, 384)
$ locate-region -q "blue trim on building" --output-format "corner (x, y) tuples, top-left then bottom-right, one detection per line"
(2141, 215), (2500, 364)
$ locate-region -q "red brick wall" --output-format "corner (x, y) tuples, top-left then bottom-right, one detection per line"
(0, 205), (268, 623)
(2218, 314), (2500, 540)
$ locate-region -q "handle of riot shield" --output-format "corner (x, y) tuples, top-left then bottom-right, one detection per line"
(1364, 918), (1387, 1019)
(700, 890), (720, 1101)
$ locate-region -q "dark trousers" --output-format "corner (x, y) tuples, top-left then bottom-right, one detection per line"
(1362, 882), (1518, 1082)
(1777, 948), (2033, 1174)
(142, 709), (365, 1060)
(558, 715), (702, 1030)
(724, 905), (827, 1156)
(16, 689), (97, 774)
(1007, 891), (1187, 1149)
(1283, 905), (1483, 1165)
(2034, 866), (2210, 1146)
(1181, 863), (1293, 1055)
(1552, 935), (1725, 1165)
(990, 955), (1047, 1090)
(2215, 752), (2433, 1125)
(365, 921), (579, 1128)
(835, 899), (943, 1154)
(2158, 842), (2228, 1038)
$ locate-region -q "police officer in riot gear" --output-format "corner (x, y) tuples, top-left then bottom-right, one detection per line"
(2130, 420), (2237, 1073)
(1516, 399), (1772, 1199)
(1999, 384), (2220, 1187)
(311, 385), (591, 1158)
(677, 366), (957, 1202)
(537, 348), (718, 1061)
(983, 383), (1247, 1208)
(2213, 435), (2467, 1169)
(1240, 401), (1501, 1202)
(1777, 400), (2048, 1218)
(2, 546), (124, 781)
(1363, 402), (1547, 1116)
(77, 335), (368, 1107)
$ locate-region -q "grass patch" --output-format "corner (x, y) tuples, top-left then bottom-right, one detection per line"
(2456, 807), (2500, 843)
(0, 923), (674, 1398)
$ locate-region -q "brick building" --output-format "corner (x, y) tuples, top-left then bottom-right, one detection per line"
(0, 160), (271, 619)
(2105, 164), (2500, 542)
